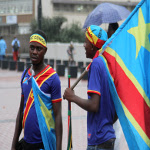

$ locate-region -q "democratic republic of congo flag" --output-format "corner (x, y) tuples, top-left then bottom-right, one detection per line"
(100, 0), (150, 149)
(32, 76), (56, 150)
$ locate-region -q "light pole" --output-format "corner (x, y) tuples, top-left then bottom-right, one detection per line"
(38, 0), (42, 30)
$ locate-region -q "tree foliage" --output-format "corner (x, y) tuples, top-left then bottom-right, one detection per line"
(60, 22), (85, 43)
(30, 16), (85, 43)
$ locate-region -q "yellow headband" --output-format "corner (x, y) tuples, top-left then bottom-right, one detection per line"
(30, 34), (47, 47)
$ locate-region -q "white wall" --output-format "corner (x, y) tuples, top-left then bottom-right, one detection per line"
(45, 42), (90, 63)
(87, 0), (140, 2)
(42, 0), (53, 18)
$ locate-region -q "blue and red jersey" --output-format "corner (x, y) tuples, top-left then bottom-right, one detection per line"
(21, 65), (62, 144)
(87, 56), (116, 145)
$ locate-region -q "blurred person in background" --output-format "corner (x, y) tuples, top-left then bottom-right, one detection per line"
(12, 36), (20, 61)
(67, 41), (75, 65)
(0, 36), (7, 60)
(107, 22), (119, 38)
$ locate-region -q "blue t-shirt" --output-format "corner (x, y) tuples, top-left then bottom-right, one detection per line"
(21, 65), (62, 144)
(0, 39), (7, 55)
(11, 38), (20, 52)
(87, 56), (116, 145)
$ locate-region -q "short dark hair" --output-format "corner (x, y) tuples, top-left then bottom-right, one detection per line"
(109, 23), (119, 31)
(32, 30), (47, 43)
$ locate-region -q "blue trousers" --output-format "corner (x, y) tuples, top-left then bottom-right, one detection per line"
(0, 55), (5, 60)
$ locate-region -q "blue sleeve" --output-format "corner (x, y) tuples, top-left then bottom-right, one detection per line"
(18, 40), (20, 47)
(20, 70), (26, 95)
(51, 74), (62, 103)
(11, 40), (14, 46)
(88, 61), (101, 96)
(20, 69), (29, 95)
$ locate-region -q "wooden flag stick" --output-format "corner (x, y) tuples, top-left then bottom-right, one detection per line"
(70, 69), (88, 90)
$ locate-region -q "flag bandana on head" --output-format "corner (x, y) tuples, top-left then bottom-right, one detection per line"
(86, 25), (107, 49)
(30, 34), (47, 47)
(85, 25), (107, 71)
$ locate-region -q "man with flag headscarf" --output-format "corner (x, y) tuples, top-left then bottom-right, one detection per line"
(11, 30), (62, 150)
(64, 25), (117, 150)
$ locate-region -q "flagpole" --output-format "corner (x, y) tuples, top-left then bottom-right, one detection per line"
(67, 75), (73, 150)
(68, 75), (71, 109)
(66, 65), (89, 149)
(70, 68), (88, 90)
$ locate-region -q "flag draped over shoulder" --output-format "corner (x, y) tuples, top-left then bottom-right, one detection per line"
(32, 76), (56, 150)
(100, 0), (150, 149)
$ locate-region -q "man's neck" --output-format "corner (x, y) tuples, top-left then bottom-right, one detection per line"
(32, 62), (47, 76)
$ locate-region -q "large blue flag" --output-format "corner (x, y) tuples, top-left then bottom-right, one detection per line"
(100, 0), (150, 149)
(32, 76), (56, 150)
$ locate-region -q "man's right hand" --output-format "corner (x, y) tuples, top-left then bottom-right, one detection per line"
(63, 88), (75, 102)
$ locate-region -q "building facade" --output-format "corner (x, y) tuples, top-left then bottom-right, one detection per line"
(0, 0), (35, 35)
(50, 0), (140, 23)
(0, 0), (140, 35)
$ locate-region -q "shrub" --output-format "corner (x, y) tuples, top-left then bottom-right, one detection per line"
(30, 17), (85, 43)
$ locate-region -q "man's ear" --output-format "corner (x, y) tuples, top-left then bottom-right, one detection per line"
(93, 45), (98, 52)
(91, 44), (94, 51)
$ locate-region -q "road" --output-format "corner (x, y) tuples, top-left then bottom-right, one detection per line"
(0, 69), (128, 150)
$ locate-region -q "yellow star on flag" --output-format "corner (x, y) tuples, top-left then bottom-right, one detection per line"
(128, 8), (150, 58)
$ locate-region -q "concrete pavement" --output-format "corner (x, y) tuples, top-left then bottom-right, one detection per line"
(0, 69), (128, 150)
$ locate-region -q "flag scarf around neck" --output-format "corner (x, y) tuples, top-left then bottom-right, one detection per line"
(86, 49), (102, 70)
(22, 65), (57, 129)
(100, 0), (150, 149)
(31, 76), (56, 150)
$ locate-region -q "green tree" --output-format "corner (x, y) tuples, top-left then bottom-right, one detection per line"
(60, 22), (85, 43)
(30, 17), (85, 43)
(41, 16), (67, 42)
(30, 19), (38, 32)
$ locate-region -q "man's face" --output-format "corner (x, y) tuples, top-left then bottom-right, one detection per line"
(84, 37), (94, 59)
(29, 42), (47, 65)
(107, 25), (115, 38)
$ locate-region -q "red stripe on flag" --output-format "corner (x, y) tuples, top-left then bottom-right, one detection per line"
(68, 116), (70, 133)
(103, 51), (150, 139)
(35, 67), (56, 86)
(22, 91), (34, 128)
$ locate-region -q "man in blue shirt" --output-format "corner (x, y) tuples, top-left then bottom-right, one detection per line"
(0, 36), (7, 60)
(11, 36), (20, 61)
(11, 30), (62, 150)
(64, 25), (117, 150)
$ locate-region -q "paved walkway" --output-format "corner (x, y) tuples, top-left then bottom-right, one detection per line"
(0, 69), (128, 150)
